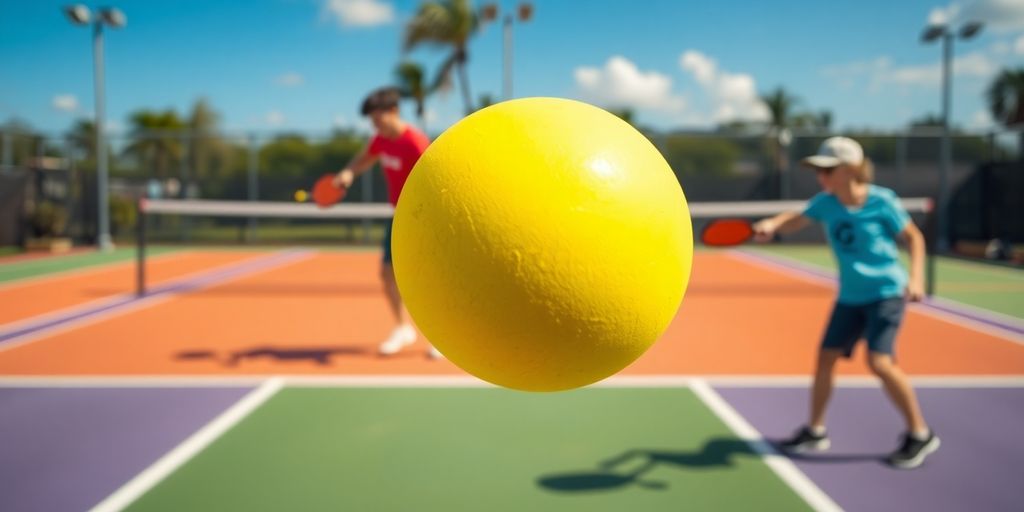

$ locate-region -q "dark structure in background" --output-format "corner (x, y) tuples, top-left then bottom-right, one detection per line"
(0, 171), (29, 247)
(949, 161), (1024, 259)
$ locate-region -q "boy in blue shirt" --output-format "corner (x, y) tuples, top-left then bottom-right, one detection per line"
(753, 137), (938, 469)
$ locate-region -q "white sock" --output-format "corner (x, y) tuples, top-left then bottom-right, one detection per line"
(910, 429), (931, 441)
(809, 425), (826, 436)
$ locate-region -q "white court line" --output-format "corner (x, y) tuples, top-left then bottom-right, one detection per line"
(689, 378), (843, 512)
(728, 250), (1024, 344)
(0, 250), (190, 292)
(2, 374), (1021, 388)
(0, 250), (271, 335)
(0, 251), (313, 355)
(88, 377), (284, 512)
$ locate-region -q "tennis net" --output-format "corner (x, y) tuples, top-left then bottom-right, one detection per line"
(135, 197), (934, 295)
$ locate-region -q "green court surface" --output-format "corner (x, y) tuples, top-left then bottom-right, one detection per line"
(127, 387), (810, 512)
(0, 247), (178, 284)
(750, 245), (1024, 320)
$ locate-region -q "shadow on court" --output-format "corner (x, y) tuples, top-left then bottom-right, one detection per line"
(176, 344), (374, 366)
(537, 438), (756, 493)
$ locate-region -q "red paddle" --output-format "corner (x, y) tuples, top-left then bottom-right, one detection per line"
(701, 219), (756, 247)
(312, 174), (347, 208)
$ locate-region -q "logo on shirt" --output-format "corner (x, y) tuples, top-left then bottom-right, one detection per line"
(379, 154), (402, 172)
(833, 220), (856, 252)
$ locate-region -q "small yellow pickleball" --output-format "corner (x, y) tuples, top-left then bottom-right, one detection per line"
(393, 97), (692, 392)
(294, 190), (308, 203)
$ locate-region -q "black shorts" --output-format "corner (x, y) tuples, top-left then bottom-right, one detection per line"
(382, 219), (393, 265)
(821, 298), (905, 357)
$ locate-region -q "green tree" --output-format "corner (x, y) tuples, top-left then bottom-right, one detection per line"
(760, 87), (801, 176)
(986, 67), (1024, 155)
(125, 109), (186, 178)
(661, 135), (741, 177)
(187, 98), (232, 180)
(404, 0), (484, 115)
(394, 61), (431, 129)
(66, 118), (99, 167)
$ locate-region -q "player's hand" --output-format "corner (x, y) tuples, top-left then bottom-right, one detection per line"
(333, 170), (354, 189)
(752, 219), (776, 243)
(905, 278), (925, 302)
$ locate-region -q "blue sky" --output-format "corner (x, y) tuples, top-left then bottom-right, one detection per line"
(2, 0), (1023, 137)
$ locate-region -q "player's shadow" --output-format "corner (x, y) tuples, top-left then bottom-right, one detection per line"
(176, 344), (371, 366)
(537, 437), (754, 493)
(783, 451), (887, 464)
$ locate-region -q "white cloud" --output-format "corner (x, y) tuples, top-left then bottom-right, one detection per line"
(574, 56), (686, 112)
(929, 0), (1024, 33)
(928, 4), (960, 26)
(266, 110), (286, 126)
(969, 109), (995, 129)
(678, 50), (769, 123)
(991, 40), (1011, 54)
(823, 52), (997, 91)
(322, 0), (394, 28)
(1016, 34), (1024, 54)
(276, 72), (304, 87)
(52, 94), (78, 113)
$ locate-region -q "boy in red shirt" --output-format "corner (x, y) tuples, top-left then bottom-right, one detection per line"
(332, 87), (440, 358)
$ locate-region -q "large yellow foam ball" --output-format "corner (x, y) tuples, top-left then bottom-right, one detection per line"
(393, 97), (692, 391)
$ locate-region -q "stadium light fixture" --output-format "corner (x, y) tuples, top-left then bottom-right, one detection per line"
(920, 19), (983, 282)
(63, 5), (127, 251)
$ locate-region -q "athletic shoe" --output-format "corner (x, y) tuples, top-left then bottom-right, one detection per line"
(887, 432), (940, 469)
(778, 426), (831, 453)
(427, 346), (444, 359)
(378, 325), (416, 355)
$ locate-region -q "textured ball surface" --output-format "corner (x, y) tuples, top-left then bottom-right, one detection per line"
(393, 97), (692, 391)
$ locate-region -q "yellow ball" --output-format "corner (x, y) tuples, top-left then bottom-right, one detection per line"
(294, 190), (308, 202)
(393, 98), (692, 391)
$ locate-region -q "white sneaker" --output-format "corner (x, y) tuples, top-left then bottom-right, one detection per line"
(427, 346), (444, 359)
(378, 325), (416, 355)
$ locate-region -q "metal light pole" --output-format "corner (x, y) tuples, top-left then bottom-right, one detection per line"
(483, 3), (533, 101)
(64, 5), (126, 252)
(921, 21), (982, 254)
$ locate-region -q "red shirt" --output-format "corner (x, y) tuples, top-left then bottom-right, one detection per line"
(366, 125), (430, 206)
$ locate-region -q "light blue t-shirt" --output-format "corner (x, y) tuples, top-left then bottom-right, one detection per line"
(802, 185), (911, 305)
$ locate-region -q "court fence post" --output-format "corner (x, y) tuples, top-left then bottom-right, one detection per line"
(136, 198), (146, 297)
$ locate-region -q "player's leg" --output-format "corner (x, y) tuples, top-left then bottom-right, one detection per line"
(779, 303), (862, 453)
(377, 220), (442, 359)
(864, 298), (938, 468)
(378, 220), (416, 355)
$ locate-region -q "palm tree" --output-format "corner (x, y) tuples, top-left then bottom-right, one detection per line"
(761, 87), (800, 130)
(67, 119), (98, 164)
(403, 0), (483, 115)
(986, 67), (1024, 154)
(187, 99), (230, 180)
(394, 61), (430, 130)
(760, 87), (801, 192)
(125, 109), (186, 179)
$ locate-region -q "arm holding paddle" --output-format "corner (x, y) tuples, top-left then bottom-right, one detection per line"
(333, 148), (379, 189)
(752, 211), (811, 242)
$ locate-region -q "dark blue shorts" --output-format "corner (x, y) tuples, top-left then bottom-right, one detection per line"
(821, 298), (905, 357)
(382, 219), (393, 265)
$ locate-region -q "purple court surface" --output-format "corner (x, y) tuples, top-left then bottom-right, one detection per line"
(0, 387), (253, 512)
(717, 385), (1024, 512)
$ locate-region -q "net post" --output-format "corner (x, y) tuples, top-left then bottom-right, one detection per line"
(136, 198), (146, 297)
(925, 197), (936, 297)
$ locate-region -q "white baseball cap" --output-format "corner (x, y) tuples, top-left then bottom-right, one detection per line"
(801, 136), (863, 168)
